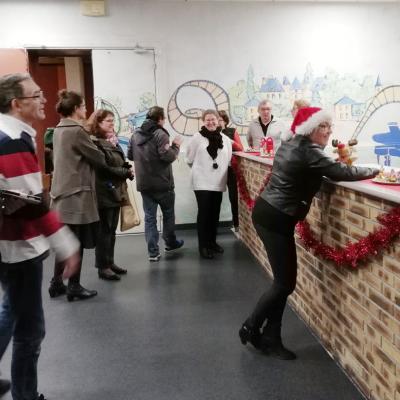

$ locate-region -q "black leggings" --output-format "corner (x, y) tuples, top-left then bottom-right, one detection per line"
(194, 190), (223, 249)
(248, 198), (298, 328)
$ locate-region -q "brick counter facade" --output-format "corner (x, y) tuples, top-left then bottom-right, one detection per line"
(237, 156), (400, 400)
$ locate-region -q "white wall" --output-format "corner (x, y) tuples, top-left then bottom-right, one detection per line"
(1, 1), (399, 81)
(1, 0), (400, 223)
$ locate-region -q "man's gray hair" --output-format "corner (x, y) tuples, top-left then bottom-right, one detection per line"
(258, 99), (272, 111)
(0, 73), (31, 114)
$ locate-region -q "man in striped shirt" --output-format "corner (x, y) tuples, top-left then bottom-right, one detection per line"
(0, 73), (80, 400)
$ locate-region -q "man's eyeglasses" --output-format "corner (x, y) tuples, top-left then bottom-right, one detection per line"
(16, 91), (44, 100)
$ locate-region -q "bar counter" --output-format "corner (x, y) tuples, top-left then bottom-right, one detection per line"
(234, 151), (400, 400)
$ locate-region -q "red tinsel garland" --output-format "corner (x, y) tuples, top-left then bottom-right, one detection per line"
(233, 159), (400, 268)
(296, 209), (400, 268)
(231, 160), (271, 209)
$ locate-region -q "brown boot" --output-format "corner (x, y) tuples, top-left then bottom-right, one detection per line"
(98, 267), (120, 281)
(110, 264), (127, 275)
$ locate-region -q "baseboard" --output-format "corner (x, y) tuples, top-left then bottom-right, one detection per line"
(175, 221), (232, 230)
(117, 221), (233, 236)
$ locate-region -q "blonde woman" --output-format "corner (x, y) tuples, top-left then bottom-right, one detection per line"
(291, 99), (310, 119)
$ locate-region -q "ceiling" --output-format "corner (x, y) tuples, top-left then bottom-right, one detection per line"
(156, 0), (399, 2)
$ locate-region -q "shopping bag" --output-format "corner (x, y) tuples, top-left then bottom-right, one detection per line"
(120, 182), (140, 231)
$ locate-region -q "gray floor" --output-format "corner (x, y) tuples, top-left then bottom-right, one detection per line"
(2, 230), (365, 400)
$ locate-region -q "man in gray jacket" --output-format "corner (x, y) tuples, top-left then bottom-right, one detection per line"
(127, 106), (183, 261)
(246, 100), (288, 151)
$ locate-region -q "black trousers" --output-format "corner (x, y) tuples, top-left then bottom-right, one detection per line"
(95, 207), (120, 269)
(227, 166), (239, 228)
(194, 190), (223, 249)
(248, 198), (298, 328)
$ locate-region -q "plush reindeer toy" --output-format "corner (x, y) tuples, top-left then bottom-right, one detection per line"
(332, 139), (358, 166)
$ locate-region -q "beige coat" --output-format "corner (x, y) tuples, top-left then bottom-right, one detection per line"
(51, 119), (130, 225)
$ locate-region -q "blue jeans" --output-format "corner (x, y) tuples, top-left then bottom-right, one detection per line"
(141, 190), (177, 257)
(0, 259), (46, 400)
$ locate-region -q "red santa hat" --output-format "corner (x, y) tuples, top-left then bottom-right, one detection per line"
(290, 107), (332, 136)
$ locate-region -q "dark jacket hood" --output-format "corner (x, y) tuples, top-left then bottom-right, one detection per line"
(135, 119), (169, 145)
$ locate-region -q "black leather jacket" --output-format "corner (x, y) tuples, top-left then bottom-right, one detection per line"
(260, 135), (378, 220)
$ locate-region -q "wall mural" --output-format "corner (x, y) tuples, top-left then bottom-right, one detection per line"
(96, 64), (400, 166)
(350, 85), (400, 166)
(167, 80), (238, 135)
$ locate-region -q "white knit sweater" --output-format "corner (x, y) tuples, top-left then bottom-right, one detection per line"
(184, 132), (232, 192)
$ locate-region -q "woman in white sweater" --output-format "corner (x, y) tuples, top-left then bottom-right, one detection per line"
(185, 109), (232, 259)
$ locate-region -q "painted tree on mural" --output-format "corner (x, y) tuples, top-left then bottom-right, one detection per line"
(246, 65), (256, 101)
(304, 63), (314, 86)
(138, 92), (156, 112)
(227, 80), (248, 123)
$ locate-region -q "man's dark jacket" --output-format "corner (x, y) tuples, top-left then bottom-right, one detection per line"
(127, 119), (179, 192)
(261, 135), (378, 220)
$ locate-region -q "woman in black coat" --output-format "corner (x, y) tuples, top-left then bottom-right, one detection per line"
(239, 107), (379, 360)
(89, 109), (133, 281)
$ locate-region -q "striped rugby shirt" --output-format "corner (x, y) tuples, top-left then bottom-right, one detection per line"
(0, 113), (78, 264)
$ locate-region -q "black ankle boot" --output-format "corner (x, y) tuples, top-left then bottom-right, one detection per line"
(67, 284), (97, 302)
(48, 278), (67, 298)
(260, 322), (296, 360)
(209, 242), (224, 254)
(239, 321), (261, 349)
(199, 247), (214, 259)
(0, 378), (10, 395)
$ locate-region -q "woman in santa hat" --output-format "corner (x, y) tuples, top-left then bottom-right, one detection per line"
(239, 107), (379, 360)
